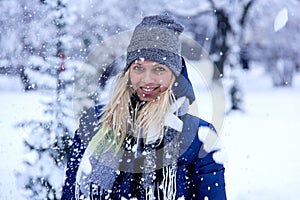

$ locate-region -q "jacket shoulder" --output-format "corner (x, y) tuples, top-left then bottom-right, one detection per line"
(179, 114), (220, 163)
(76, 104), (104, 147)
(182, 114), (216, 134)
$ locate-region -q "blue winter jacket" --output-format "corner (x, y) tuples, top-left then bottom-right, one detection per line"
(61, 62), (226, 200)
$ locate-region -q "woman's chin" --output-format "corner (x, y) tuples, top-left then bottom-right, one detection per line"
(138, 96), (157, 102)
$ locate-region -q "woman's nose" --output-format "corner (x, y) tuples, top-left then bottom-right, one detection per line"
(142, 71), (155, 83)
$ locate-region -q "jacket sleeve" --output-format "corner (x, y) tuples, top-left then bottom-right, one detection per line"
(190, 151), (226, 199)
(61, 106), (103, 200)
(61, 131), (86, 200)
(190, 124), (227, 200)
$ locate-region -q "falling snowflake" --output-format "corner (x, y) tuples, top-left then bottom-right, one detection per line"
(274, 7), (288, 32)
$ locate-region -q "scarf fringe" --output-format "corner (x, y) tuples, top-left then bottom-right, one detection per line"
(145, 164), (177, 200)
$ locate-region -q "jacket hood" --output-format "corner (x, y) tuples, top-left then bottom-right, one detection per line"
(172, 58), (196, 105)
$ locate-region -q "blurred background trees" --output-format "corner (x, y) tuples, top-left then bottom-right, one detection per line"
(1, 0), (299, 199)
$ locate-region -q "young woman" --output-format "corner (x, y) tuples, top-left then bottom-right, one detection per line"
(62, 14), (227, 200)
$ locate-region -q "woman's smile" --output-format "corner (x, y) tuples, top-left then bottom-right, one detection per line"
(141, 85), (159, 93)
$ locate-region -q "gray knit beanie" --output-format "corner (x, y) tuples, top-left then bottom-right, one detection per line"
(126, 14), (184, 76)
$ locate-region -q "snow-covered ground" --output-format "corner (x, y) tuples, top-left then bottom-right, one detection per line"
(223, 68), (300, 200)
(0, 67), (300, 199)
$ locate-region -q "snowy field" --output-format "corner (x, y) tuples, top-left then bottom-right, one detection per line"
(0, 67), (300, 200)
(223, 68), (300, 200)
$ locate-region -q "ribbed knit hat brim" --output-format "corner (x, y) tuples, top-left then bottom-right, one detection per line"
(126, 14), (184, 76)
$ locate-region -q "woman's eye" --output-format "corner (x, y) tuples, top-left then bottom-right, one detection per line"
(133, 65), (143, 71)
(155, 66), (166, 72)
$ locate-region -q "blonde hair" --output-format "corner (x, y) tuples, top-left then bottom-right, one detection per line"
(95, 70), (176, 156)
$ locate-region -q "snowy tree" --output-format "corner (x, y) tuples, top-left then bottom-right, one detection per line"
(0, 0), (43, 90)
(244, 0), (300, 86)
(16, 0), (77, 199)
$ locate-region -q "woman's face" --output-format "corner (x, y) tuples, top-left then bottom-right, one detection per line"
(129, 60), (173, 101)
